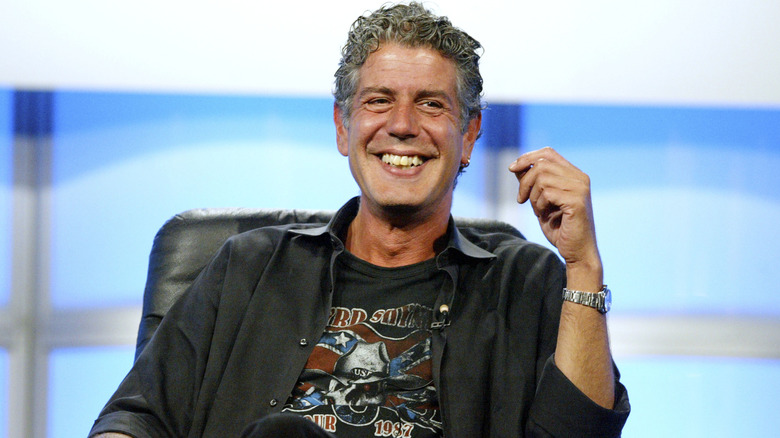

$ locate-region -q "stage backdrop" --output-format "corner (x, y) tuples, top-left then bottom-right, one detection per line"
(1, 1), (779, 437)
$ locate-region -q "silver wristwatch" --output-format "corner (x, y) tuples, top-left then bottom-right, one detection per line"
(562, 285), (611, 313)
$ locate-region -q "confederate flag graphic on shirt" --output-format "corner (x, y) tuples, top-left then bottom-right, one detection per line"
(284, 305), (442, 437)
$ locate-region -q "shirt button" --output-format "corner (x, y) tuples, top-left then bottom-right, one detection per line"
(299, 338), (308, 347)
(269, 399), (278, 407)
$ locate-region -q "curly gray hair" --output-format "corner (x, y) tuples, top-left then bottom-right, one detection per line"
(334, 2), (483, 133)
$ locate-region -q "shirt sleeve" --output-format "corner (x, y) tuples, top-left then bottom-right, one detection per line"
(88, 410), (168, 438)
(88, 240), (232, 438)
(526, 355), (630, 437)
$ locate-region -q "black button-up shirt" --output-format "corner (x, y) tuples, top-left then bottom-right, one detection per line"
(90, 197), (629, 437)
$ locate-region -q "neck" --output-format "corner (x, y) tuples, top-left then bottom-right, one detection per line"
(344, 199), (451, 268)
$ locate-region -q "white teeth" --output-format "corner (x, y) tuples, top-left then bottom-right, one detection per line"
(382, 153), (424, 169)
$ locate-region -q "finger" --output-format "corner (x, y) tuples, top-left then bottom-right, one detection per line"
(509, 146), (566, 172)
(509, 149), (543, 173)
(528, 171), (568, 217)
(515, 159), (563, 205)
(532, 174), (590, 216)
(532, 188), (559, 225)
(530, 170), (594, 224)
(528, 172), (547, 213)
(515, 161), (539, 204)
(510, 147), (585, 183)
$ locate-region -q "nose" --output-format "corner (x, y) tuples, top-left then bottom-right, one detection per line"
(386, 102), (419, 140)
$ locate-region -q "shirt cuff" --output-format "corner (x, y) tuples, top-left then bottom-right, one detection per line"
(528, 355), (630, 438)
(89, 411), (166, 438)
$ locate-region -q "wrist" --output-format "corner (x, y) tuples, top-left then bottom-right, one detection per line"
(565, 257), (603, 292)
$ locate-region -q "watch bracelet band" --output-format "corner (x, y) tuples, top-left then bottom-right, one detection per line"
(562, 285), (608, 312)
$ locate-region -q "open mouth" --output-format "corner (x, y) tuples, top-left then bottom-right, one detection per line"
(380, 153), (426, 169)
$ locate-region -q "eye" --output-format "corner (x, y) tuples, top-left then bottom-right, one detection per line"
(419, 99), (446, 114)
(364, 97), (392, 112)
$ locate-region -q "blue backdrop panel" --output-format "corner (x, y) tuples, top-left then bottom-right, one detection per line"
(0, 88), (12, 307)
(48, 346), (135, 438)
(50, 92), (357, 308)
(521, 104), (780, 315)
(619, 356), (780, 437)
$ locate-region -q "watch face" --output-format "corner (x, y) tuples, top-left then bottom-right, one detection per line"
(602, 288), (612, 313)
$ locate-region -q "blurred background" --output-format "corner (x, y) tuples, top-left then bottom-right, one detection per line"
(1, 0), (779, 436)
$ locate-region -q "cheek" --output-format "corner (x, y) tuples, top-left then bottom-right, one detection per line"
(441, 126), (467, 156)
(429, 115), (461, 138)
(345, 119), (370, 145)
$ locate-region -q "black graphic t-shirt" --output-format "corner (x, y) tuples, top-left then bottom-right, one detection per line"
(284, 252), (445, 437)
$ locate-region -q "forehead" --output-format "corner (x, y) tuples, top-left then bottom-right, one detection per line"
(356, 43), (458, 94)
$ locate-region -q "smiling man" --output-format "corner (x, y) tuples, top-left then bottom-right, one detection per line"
(91, 3), (629, 437)
(334, 42), (481, 266)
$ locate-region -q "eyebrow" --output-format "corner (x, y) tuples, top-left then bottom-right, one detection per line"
(357, 86), (393, 100)
(417, 90), (453, 105)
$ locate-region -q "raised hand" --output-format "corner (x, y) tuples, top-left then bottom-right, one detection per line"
(509, 147), (600, 271)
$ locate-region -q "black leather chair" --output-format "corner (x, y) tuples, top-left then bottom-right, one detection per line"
(135, 208), (524, 360)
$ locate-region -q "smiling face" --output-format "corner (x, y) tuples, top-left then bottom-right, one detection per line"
(335, 43), (481, 222)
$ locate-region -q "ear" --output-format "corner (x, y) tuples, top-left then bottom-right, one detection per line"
(461, 112), (481, 164)
(334, 103), (349, 157)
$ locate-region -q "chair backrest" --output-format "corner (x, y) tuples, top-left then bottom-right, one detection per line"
(136, 207), (524, 359)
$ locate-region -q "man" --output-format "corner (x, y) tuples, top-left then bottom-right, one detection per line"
(91, 3), (629, 437)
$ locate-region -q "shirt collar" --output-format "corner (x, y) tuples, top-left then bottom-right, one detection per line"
(288, 196), (359, 241)
(444, 217), (496, 261)
(290, 196), (496, 261)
